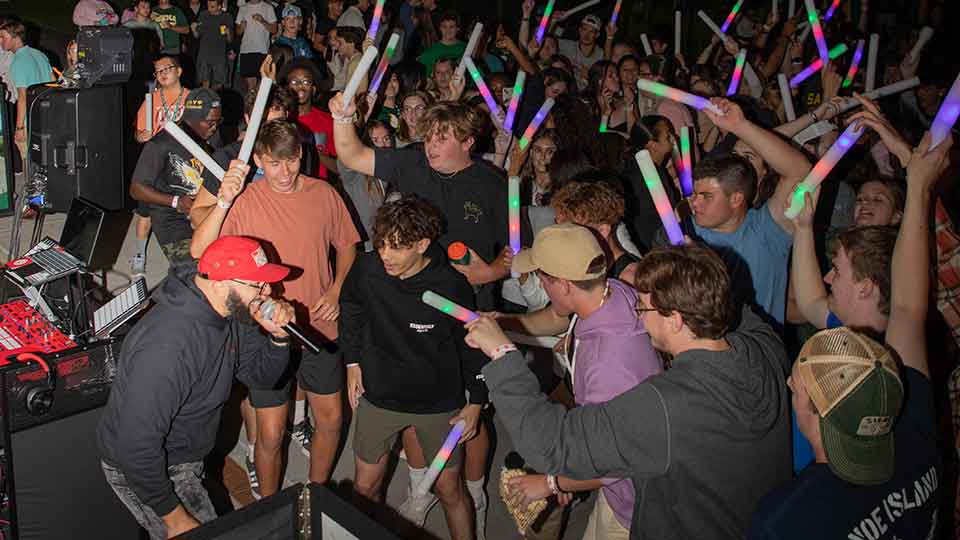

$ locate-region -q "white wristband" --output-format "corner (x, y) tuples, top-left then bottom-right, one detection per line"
(170, 195), (180, 209)
(217, 198), (231, 209)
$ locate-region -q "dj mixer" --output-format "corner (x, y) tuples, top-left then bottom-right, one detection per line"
(0, 301), (76, 363)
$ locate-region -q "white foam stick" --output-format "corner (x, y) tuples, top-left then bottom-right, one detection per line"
(798, 23), (811, 44)
(675, 11), (682, 54)
(793, 120), (836, 145)
(744, 62), (763, 98)
(237, 77), (272, 164)
(835, 77), (921, 113)
(772, 0), (778, 19)
(640, 34), (653, 56)
(778, 73), (796, 121)
(163, 121), (225, 180)
(559, 0), (601, 20)
(144, 93), (152, 134)
(342, 46), (378, 107)
(698, 10), (726, 41)
(455, 22), (484, 80)
(504, 331), (560, 349)
(788, 0), (796, 16)
(866, 33), (879, 92)
(908, 26), (934, 64)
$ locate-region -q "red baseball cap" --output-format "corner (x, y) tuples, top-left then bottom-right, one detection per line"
(198, 236), (289, 283)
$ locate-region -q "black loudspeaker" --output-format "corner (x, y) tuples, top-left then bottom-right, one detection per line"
(0, 343), (142, 540)
(26, 85), (127, 213)
(76, 26), (134, 86)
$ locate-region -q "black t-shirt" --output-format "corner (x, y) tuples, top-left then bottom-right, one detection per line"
(132, 131), (211, 246)
(749, 367), (942, 540)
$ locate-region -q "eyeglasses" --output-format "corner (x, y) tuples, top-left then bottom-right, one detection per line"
(635, 305), (662, 318)
(155, 64), (178, 76)
(403, 104), (426, 114)
(231, 279), (267, 296)
(289, 79), (314, 87)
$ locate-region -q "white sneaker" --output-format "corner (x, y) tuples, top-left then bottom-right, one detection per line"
(397, 485), (439, 527)
(473, 488), (487, 540)
(129, 253), (145, 275)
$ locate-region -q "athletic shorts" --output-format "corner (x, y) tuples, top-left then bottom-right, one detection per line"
(238, 53), (266, 78)
(353, 398), (462, 467)
(135, 202), (150, 218)
(196, 59), (229, 87)
(248, 342), (343, 409)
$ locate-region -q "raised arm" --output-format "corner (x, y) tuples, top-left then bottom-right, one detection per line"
(329, 93), (375, 176)
(886, 133), (952, 377)
(518, 0), (534, 51)
(189, 160), (247, 258)
(788, 192), (830, 327)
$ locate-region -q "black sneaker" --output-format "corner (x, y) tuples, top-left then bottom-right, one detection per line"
(291, 419), (313, 457)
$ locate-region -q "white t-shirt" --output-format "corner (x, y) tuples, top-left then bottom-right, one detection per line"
(236, 2), (276, 54)
(557, 39), (602, 90)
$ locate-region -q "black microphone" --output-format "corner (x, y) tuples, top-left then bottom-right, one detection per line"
(258, 300), (322, 354)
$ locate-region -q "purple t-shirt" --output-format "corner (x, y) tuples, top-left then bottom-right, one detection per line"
(570, 278), (663, 529)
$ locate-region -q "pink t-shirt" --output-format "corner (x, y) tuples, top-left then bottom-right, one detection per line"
(73, 0), (119, 26)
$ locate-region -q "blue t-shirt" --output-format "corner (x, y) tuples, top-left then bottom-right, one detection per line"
(11, 46), (52, 89)
(692, 204), (792, 326)
(274, 35), (313, 59)
(750, 367), (941, 540)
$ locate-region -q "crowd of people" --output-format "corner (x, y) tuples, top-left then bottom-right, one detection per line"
(5, 0), (960, 538)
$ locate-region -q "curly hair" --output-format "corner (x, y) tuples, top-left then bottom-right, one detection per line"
(634, 244), (736, 339)
(372, 195), (444, 250)
(416, 101), (484, 145)
(550, 180), (625, 227)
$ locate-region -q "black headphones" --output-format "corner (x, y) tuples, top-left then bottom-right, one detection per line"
(16, 353), (55, 417)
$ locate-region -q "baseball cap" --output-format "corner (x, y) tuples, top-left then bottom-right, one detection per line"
(582, 14), (602, 30)
(198, 236), (290, 283)
(282, 4), (302, 18)
(512, 223), (606, 280)
(181, 88), (221, 122)
(796, 327), (904, 486)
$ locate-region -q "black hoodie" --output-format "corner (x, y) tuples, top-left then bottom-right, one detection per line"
(97, 265), (289, 517)
(339, 242), (489, 414)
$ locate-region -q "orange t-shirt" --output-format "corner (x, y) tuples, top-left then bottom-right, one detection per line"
(221, 177), (361, 340)
(136, 86), (189, 137)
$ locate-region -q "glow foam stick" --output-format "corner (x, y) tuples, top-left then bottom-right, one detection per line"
(928, 72), (960, 150)
(789, 43), (848, 87)
(640, 34), (653, 56)
(805, 0), (829, 63)
(772, 0), (778, 18)
(560, 0), (601, 20)
(421, 291), (479, 323)
(342, 46), (378, 106)
(456, 23), (484, 80)
(366, 0), (386, 41)
(610, 0), (623, 26)
(835, 77), (921, 113)
(519, 98), (555, 150)
(637, 79), (723, 114)
(675, 11), (682, 54)
(368, 33), (400, 95)
(145, 93), (153, 134)
(238, 77), (273, 164)
(908, 26), (934, 64)
(679, 126), (694, 197)
(536, 0), (556, 45)
(504, 70), (526, 131)
(164, 121), (225, 180)
(784, 122), (865, 219)
(720, 0), (746, 34)
(464, 57), (503, 125)
(698, 10), (726, 41)
(842, 39), (865, 88)
(824, 0), (841, 20)
(865, 34), (879, 92)
(778, 73), (796, 121)
(635, 150), (684, 245)
(727, 49), (747, 96)
(788, 0), (796, 16)
(414, 420), (466, 497)
(508, 176), (521, 277)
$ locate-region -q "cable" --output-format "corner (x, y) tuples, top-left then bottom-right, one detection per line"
(15, 353), (50, 375)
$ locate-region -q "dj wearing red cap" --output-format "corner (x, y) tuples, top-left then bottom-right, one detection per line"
(97, 236), (297, 540)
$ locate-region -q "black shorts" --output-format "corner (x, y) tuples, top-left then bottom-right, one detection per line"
(238, 53), (265, 78)
(135, 202), (150, 218)
(247, 342), (343, 409)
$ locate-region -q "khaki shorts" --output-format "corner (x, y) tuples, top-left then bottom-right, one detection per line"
(353, 398), (463, 468)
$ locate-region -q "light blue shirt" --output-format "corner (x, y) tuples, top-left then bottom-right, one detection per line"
(692, 204), (792, 325)
(11, 46), (52, 89)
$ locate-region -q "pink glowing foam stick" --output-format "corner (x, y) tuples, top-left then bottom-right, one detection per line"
(720, 0), (746, 34)
(504, 70), (526, 131)
(929, 72), (960, 150)
(679, 127), (694, 197)
(536, 0), (556, 45)
(842, 39), (865, 89)
(610, 0), (623, 26)
(727, 49), (747, 96)
(519, 98), (555, 150)
(824, 0), (841, 21)
(366, 0), (386, 41)
(804, 0), (829, 63)
(637, 79), (723, 114)
(463, 57), (504, 126)
(414, 420), (466, 497)
(784, 122), (866, 219)
(368, 33), (400, 96)
(422, 291), (479, 323)
(508, 176), (521, 277)
(789, 43), (848, 87)
(635, 150), (684, 245)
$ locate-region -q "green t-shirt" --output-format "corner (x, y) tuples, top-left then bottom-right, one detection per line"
(151, 5), (188, 54)
(418, 41), (465, 76)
